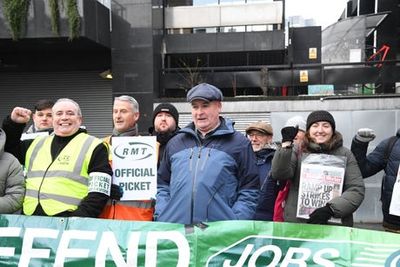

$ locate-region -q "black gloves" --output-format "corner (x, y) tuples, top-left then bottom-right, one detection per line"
(110, 184), (124, 200)
(307, 205), (334, 225)
(281, 126), (299, 143)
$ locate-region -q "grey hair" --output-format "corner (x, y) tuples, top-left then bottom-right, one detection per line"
(114, 95), (139, 112)
(54, 98), (82, 116)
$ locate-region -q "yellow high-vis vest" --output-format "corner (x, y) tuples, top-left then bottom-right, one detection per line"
(24, 133), (102, 216)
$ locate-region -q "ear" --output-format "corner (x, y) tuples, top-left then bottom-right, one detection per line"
(135, 112), (140, 121)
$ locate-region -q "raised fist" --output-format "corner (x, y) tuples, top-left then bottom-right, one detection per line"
(10, 107), (32, 124)
(356, 128), (376, 143)
(281, 126), (299, 143)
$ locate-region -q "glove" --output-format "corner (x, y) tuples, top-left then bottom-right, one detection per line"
(281, 126), (299, 143)
(307, 205), (333, 225)
(110, 184), (123, 200)
(355, 128), (376, 143)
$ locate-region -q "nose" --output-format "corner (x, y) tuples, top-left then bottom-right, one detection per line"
(249, 135), (258, 142)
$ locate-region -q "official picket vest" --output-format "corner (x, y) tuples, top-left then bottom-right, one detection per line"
(24, 133), (102, 216)
(99, 135), (155, 221)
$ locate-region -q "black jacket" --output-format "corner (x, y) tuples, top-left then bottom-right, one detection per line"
(2, 116), (112, 218)
(351, 129), (400, 229)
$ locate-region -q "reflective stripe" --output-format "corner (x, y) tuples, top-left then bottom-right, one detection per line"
(73, 136), (96, 174)
(121, 200), (154, 209)
(25, 189), (82, 206)
(27, 137), (47, 172)
(27, 135), (97, 186)
(28, 171), (88, 186)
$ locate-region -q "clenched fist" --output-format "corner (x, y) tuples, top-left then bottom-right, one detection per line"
(355, 128), (376, 143)
(10, 107), (32, 124)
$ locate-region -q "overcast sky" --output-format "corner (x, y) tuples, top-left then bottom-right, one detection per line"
(286, 0), (348, 29)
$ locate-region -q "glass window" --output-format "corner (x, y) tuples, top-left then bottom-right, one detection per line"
(193, 0), (218, 6)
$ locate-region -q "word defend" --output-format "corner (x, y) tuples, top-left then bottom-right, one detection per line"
(112, 136), (157, 200)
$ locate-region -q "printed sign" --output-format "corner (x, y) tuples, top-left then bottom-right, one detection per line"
(300, 70), (308, 83)
(389, 165), (400, 216)
(112, 136), (157, 201)
(309, 47), (317, 59)
(308, 84), (335, 95)
(297, 154), (345, 220)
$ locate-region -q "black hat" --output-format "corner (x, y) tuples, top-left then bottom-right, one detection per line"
(306, 110), (336, 131)
(152, 103), (179, 126)
(186, 83), (223, 102)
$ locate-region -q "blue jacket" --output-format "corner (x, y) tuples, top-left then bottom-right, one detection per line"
(351, 130), (400, 228)
(155, 117), (260, 224)
(253, 147), (278, 221)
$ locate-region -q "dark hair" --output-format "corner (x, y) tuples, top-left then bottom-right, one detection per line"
(34, 99), (54, 112)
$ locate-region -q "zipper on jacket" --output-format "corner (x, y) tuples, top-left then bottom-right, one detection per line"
(190, 146), (202, 224)
(200, 147), (212, 171)
(189, 148), (194, 171)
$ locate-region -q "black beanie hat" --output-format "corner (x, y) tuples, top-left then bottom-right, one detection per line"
(152, 103), (179, 126)
(306, 110), (336, 131)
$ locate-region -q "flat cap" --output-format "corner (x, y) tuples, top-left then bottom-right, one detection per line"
(246, 121), (273, 135)
(186, 83), (223, 102)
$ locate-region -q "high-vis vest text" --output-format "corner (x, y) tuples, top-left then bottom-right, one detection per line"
(24, 133), (102, 216)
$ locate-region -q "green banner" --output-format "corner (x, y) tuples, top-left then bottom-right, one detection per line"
(0, 214), (399, 266)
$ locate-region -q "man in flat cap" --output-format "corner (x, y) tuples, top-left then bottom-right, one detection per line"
(245, 121), (278, 221)
(155, 83), (260, 224)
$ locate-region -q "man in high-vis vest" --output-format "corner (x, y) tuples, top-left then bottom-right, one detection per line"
(99, 95), (154, 221)
(2, 98), (112, 217)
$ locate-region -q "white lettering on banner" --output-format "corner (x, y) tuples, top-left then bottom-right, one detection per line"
(223, 244), (256, 267)
(0, 228), (189, 266)
(248, 245), (282, 267)
(313, 249), (338, 267)
(96, 231), (141, 266)
(281, 247), (311, 267)
(0, 227), (21, 257)
(146, 231), (190, 267)
(19, 228), (59, 267)
(55, 230), (97, 266)
(221, 244), (338, 267)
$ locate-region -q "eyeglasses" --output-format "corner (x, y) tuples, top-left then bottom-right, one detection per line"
(248, 132), (269, 138)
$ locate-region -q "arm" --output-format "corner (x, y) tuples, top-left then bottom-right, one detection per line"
(0, 153), (25, 214)
(2, 115), (33, 164)
(67, 143), (112, 218)
(154, 145), (172, 219)
(231, 142), (260, 220)
(351, 137), (388, 178)
(271, 146), (298, 181)
(329, 150), (365, 218)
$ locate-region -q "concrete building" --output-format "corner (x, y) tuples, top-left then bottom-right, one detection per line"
(0, 0), (399, 225)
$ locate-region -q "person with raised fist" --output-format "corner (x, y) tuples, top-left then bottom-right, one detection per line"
(351, 127), (400, 233)
(271, 110), (365, 226)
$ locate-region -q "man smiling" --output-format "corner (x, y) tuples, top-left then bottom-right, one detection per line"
(155, 83), (260, 224)
(2, 98), (112, 217)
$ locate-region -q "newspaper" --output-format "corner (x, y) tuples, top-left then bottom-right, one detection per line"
(389, 165), (400, 216)
(297, 154), (346, 221)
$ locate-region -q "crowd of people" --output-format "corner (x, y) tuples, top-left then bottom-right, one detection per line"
(0, 82), (399, 233)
